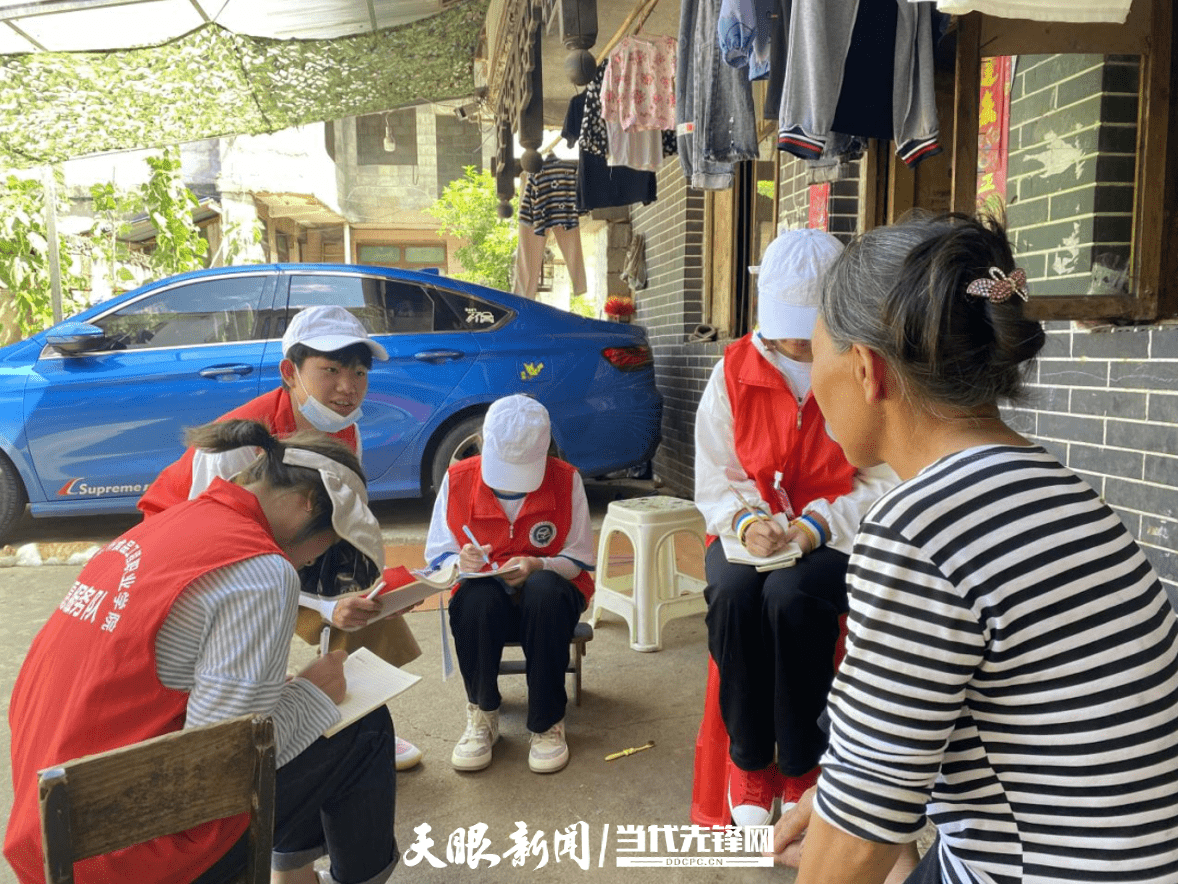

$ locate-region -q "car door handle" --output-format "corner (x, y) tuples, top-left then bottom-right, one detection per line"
(198, 363), (254, 379)
(413, 349), (465, 364)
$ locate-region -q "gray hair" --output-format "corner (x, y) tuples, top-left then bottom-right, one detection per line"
(820, 213), (1045, 410)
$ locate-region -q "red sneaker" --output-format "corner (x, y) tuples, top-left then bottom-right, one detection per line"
(728, 762), (777, 827)
(780, 765), (820, 809)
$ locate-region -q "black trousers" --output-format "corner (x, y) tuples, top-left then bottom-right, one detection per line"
(704, 541), (848, 775)
(194, 706), (398, 884)
(448, 570), (585, 734)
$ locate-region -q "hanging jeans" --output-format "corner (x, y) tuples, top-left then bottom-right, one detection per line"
(514, 221), (588, 300)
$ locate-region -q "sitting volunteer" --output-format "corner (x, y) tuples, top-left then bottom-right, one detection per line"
(6, 421), (399, 884)
(694, 228), (897, 829)
(424, 395), (594, 775)
(137, 303), (423, 772)
(770, 212), (1178, 884)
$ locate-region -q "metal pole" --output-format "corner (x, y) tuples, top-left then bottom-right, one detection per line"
(41, 167), (63, 324)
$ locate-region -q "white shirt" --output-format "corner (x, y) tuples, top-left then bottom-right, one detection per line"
(922, 0), (1131, 23)
(424, 470), (596, 579)
(693, 336), (897, 552)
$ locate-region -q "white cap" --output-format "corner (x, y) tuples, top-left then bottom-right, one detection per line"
(757, 229), (844, 340)
(282, 447), (385, 572)
(480, 395), (551, 494)
(282, 305), (388, 361)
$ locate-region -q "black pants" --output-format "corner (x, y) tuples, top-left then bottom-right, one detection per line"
(193, 706), (399, 884)
(448, 570), (585, 734)
(704, 541), (848, 775)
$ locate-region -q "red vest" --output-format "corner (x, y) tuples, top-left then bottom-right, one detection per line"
(138, 387), (358, 517)
(722, 335), (855, 515)
(5, 480), (285, 884)
(445, 457), (594, 602)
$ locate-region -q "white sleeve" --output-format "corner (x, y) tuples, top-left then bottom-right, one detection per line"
(423, 472), (461, 570)
(693, 358), (765, 536)
(541, 471), (595, 579)
(188, 446), (260, 499)
(155, 555), (340, 768)
(802, 463), (900, 555)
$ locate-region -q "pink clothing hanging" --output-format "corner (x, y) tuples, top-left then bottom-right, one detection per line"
(600, 34), (678, 133)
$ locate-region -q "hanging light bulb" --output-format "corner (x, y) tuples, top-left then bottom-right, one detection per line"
(382, 114), (396, 153)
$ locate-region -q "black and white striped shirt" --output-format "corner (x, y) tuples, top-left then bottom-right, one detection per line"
(818, 445), (1178, 884)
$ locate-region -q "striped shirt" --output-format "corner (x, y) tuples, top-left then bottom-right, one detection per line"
(818, 445), (1178, 884)
(155, 555), (340, 768)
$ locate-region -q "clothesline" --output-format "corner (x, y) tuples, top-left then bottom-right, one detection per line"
(537, 0), (662, 158)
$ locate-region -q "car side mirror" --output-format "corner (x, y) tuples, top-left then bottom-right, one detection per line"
(46, 321), (107, 355)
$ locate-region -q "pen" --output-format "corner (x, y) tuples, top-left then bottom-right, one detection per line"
(461, 524), (493, 568)
(728, 484), (773, 525)
(364, 580), (385, 600)
(319, 625), (331, 656)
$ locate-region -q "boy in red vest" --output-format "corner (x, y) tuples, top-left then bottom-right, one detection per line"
(137, 304), (423, 771)
(424, 395), (595, 774)
(693, 229), (896, 828)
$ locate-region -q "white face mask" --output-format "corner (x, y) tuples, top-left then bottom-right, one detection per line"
(294, 367), (363, 434)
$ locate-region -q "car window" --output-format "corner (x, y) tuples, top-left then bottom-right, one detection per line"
(283, 274), (465, 335)
(91, 276), (266, 351)
(433, 288), (514, 331)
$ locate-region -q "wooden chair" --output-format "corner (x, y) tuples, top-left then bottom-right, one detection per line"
(500, 620), (594, 705)
(38, 714), (276, 884)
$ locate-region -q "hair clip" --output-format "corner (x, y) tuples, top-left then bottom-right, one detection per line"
(966, 267), (1029, 304)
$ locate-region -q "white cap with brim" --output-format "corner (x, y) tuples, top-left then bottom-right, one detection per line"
(480, 395), (551, 494)
(282, 305), (389, 362)
(282, 447), (385, 572)
(757, 228), (844, 341)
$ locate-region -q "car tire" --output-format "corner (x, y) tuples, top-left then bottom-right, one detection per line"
(430, 414), (486, 494)
(0, 454), (28, 546)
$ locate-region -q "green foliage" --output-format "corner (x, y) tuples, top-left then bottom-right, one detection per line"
(428, 166), (517, 292)
(141, 148), (208, 276)
(89, 181), (141, 294)
(221, 217), (265, 266)
(0, 171), (85, 338)
(569, 293), (596, 318)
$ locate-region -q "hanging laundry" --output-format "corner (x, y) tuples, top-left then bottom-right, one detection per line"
(513, 160), (587, 301)
(777, 0), (941, 168)
(564, 64), (658, 212)
(717, 0), (779, 81)
(921, 0), (1132, 24)
(600, 33), (678, 132)
(606, 123), (665, 172)
(676, 0), (759, 191)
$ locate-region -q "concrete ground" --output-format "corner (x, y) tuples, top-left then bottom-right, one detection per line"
(0, 481), (797, 884)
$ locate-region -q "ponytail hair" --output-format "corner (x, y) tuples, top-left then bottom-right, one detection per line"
(821, 212), (1046, 410)
(184, 420), (366, 539)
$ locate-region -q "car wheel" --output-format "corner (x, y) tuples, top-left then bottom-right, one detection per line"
(430, 414), (486, 494)
(0, 454), (28, 546)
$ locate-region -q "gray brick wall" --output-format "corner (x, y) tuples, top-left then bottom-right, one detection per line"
(1004, 323), (1178, 601)
(1005, 55), (1139, 296)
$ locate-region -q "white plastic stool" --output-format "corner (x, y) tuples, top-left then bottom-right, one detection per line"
(590, 496), (708, 652)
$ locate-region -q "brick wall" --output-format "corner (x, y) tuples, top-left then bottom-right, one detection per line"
(1005, 55), (1139, 295)
(632, 162), (719, 498)
(1004, 323), (1178, 602)
(434, 115), (484, 199)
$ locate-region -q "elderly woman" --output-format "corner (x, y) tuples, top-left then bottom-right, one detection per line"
(772, 213), (1178, 884)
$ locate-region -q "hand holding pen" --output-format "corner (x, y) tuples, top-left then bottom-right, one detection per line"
(459, 524), (495, 573)
(728, 483), (789, 556)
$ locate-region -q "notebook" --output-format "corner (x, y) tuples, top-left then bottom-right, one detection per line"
(324, 647), (422, 738)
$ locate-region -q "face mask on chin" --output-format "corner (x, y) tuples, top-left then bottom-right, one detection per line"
(294, 367), (363, 434)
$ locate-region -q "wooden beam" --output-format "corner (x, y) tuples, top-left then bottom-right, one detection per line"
(978, 0), (1150, 56)
(951, 14), (981, 215)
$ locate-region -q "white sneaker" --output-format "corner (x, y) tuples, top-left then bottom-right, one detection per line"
(451, 703), (499, 771)
(395, 736), (424, 771)
(528, 720), (569, 773)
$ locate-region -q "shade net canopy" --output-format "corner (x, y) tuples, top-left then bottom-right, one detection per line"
(0, 0), (490, 168)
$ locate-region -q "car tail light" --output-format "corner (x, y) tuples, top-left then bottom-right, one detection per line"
(602, 345), (653, 372)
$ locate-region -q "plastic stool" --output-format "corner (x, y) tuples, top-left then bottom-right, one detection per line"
(500, 621), (594, 706)
(690, 613), (849, 827)
(590, 496), (708, 652)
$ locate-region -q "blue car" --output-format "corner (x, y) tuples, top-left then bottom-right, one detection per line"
(0, 264), (662, 541)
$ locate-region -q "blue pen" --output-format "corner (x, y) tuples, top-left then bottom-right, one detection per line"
(461, 524), (493, 568)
